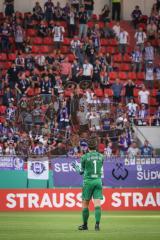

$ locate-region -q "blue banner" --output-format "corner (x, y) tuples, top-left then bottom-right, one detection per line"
(51, 157), (160, 187)
(0, 156), (24, 170)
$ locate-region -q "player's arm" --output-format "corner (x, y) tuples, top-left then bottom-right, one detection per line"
(71, 157), (85, 175)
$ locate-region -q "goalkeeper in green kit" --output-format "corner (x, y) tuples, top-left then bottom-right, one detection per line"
(72, 138), (104, 231)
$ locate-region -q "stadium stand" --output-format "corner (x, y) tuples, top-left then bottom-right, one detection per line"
(0, 0), (160, 157)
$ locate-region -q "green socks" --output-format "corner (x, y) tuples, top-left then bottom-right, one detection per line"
(82, 207), (101, 226)
(82, 208), (89, 225)
(95, 206), (101, 224)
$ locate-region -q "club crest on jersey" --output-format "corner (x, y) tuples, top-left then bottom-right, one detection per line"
(31, 162), (46, 175)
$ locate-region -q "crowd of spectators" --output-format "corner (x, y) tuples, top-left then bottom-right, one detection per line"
(0, 0), (159, 157)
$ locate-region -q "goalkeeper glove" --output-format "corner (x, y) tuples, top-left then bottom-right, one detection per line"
(71, 161), (84, 175)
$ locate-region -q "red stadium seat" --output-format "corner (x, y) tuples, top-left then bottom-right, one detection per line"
(60, 21), (67, 29)
(100, 47), (107, 54)
(0, 53), (7, 61)
(150, 98), (157, 106)
(104, 88), (113, 97)
(113, 54), (122, 62)
(133, 88), (139, 97)
(100, 39), (109, 46)
(118, 72), (127, 80)
(43, 37), (53, 45)
(119, 64), (130, 71)
(0, 105), (6, 114)
(8, 53), (16, 61)
(109, 71), (117, 80)
(87, 21), (94, 28)
(107, 46), (115, 54)
(39, 45), (50, 53)
(152, 89), (157, 97)
(128, 72), (137, 80)
(33, 37), (43, 45)
(137, 72), (145, 80)
(32, 46), (40, 53)
(63, 38), (71, 45)
(94, 88), (104, 97)
(92, 14), (98, 20)
(123, 54), (132, 62)
(109, 38), (118, 46)
(68, 54), (75, 62)
(98, 22), (105, 28)
(4, 62), (12, 69)
(27, 29), (37, 37)
(61, 46), (69, 54)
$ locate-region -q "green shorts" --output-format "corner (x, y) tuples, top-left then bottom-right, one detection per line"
(82, 178), (103, 201)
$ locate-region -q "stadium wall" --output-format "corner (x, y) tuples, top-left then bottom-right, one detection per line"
(0, 170), (53, 189)
(0, 0), (155, 20)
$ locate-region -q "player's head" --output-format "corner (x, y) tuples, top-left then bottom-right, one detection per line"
(87, 138), (97, 151)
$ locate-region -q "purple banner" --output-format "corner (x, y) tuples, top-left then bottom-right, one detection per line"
(51, 157), (160, 187)
(52, 157), (82, 187)
(103, 157), (160, 187)
(0, 157), (24, 170)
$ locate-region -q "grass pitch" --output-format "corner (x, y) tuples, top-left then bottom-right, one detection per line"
(0, 211), (160, 240)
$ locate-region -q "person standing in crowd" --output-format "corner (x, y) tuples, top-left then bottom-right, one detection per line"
(124, 79), (135, 104)
(72, 138), (104, 231)
(4, 0), (14, 17)
(145, 61), (154, 89)
(134, 27), (147, 51)
(44, 0), (54, 22)
(67, 7), (77, 38)
(32, 2), (44, 21)
(111, 78), (123, 104)
(0, 22), (11, 52)
(70, 0), (80, 12)
(52, 21), (65, 50)
(112, 0), (121, 21)
(131, 5), (142, 29)
(84, 0), (94, 19)
(138, 85), (150, 108)
(132, 46), (143, 72)
(118, 28), (129, 55)
(140, 140), (154, 157)
(14, 25), (25, 53)
(78, 5), (88, 39)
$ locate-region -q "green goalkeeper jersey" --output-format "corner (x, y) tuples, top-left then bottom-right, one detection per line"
(81, 150), (104, 180)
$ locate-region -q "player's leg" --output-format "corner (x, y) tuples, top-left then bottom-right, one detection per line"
(78, 200), (90, 230)
(94, 199), (101, 231)
(93, 179), (103, 231)
(78, 180), (93, 230)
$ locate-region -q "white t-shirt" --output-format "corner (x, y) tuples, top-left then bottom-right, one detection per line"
(119, 31), (129, 44)
(134, 31), (147, 44)
(127, 147), (139, 158)
(138, 90), (150, 104)
(113, 25), (120, 37)
(52, 26), (65, 42)
(145, 67), (154, 81)
(127, 103), (138, 116)
(83, 63), (93, 76)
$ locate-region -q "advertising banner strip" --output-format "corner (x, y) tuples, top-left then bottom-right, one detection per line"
(0, 188), (160, 211)
(51, 157), (160, 187)
(0, 156), (24, 170)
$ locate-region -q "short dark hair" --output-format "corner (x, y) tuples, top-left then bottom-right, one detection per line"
(88, 138), (97, 150)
